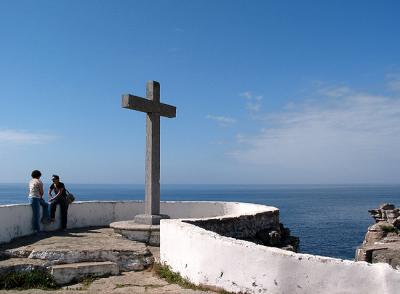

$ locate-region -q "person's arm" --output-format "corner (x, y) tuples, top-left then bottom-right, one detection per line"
(48, 187), (54, 201)
(51, 187), (64, 201)
(55, 187), (64, 198)
(38, 181), (44, 198)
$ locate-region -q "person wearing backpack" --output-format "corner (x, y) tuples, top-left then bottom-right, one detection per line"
(48, 175), (69, 231)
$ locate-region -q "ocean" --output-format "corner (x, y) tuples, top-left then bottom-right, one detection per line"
(1, 183), (400, 260)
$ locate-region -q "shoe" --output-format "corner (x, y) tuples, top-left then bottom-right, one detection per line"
(41, 218), (50, 224)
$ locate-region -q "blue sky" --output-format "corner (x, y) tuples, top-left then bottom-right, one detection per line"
(1, 1), (400, 184)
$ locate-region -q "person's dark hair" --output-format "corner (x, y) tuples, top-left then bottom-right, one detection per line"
(31, 170), (42, 179)
(52, 174), (60, 180)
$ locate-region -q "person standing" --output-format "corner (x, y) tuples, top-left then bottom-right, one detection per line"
(48, 175), (69, 231)
(29, 170), (50, 234)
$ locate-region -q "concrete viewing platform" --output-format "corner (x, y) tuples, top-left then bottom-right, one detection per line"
(0, 228), (153, 284)
(0, 227), (213, 293)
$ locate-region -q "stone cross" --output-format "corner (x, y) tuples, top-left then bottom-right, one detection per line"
(121, 81), (176, 225)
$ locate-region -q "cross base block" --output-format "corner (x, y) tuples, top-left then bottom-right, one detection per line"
(110, 221), (159, 246)
(134, 214), (170, 225)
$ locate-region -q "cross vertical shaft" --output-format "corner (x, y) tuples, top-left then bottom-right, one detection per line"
(145, 81), (160, 215)
(121, 80), (176, 225)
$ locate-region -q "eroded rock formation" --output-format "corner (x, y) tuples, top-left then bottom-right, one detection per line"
(247, 223), (300, 252)
(355, 203), (400, 269)
(186, 211), (299, 252)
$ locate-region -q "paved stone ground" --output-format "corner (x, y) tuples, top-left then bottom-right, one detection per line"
(0, 269), (215, 293)
(0, 228), (214, 294)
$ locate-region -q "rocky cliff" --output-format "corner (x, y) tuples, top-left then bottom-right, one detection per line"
(355, 203), (400, 269)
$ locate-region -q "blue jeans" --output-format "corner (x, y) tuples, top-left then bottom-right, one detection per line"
(29, 197), (50, 231)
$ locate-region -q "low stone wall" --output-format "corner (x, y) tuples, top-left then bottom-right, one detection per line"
(185, 210), (279, 239)
(160, 204), (400, 294)
(0, 201), (233, 244)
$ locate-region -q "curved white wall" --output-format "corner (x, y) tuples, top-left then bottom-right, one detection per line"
(0, 201), (137, 244)
(0, 200), (243, 244)
(2, 200), (400, 294)
(160, 203), (400, 294)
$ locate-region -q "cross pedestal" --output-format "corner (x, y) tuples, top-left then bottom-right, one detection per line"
(110, 80), (176, 245)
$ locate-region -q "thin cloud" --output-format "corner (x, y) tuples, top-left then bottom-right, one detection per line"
(206, 115), (236, 127)
(0, 129), (57, 145)
(240, 91), (263, 113)
(240, 91), (252, 99)
(317, 86), (352, 97)
(209, 140), (228, 145)
(246, 101), (262, 112)
(386, 73), (400, 92)
(230, 86), (400, 183)
(169, 47), (181, 53)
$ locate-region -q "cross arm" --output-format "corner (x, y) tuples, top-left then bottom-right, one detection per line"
(121, 94), (176, 118)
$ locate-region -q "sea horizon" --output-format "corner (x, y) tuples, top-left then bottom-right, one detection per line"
(3, 182), (400, 185)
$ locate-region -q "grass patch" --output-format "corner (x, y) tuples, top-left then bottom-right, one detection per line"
(80, 275), (97, 289)
(155, 264), (204, 290)
(154, 264), (231, 293)
(380, 224), (398, 233)
(0, 269), (59, 290)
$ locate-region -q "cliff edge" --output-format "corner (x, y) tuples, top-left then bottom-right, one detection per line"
(355, 203), (400, 269)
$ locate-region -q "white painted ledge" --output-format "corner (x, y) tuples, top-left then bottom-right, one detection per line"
(2, 200), (399, 293)
(159, 202), (400, 294)
(0, 200), (270, 244)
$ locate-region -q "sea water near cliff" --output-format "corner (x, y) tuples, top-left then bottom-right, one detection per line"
(1, 183), (400, 260)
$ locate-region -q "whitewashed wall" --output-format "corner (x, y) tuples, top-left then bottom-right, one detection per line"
(0, 200), (235, 244)
(160, 205), (400, 294)
(3, 200), (400, 294)
(0, 201), (141, 244)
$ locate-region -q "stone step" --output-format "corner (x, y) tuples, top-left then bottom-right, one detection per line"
(1, 228), (154, 271)
(28, 248), (153, 271)
(0, 258), (47, 278)
(50, 261), (119, 285)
